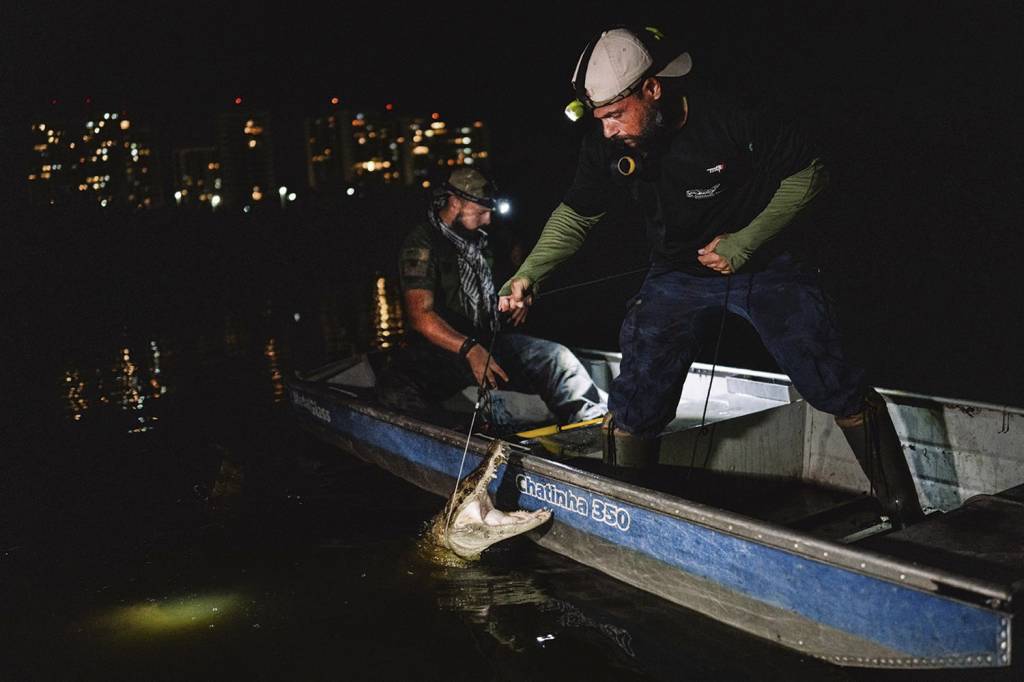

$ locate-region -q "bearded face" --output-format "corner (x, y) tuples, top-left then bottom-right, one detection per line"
(594, 86), (668, 154)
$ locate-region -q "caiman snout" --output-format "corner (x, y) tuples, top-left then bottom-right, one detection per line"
(426, 440), (551, 561)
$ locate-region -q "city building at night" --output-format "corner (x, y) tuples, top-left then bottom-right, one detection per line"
(305, 105), (355, 193)
(172, 147), (221, 209)
(400, 114), (490, 189)
(304, 105), (491, 195)
(216, 108), (276, 210)
(28, 110), (164, 210)
(27, 117), (74, 206)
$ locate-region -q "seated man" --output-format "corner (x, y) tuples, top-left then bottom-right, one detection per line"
(378, 168), (606, 431)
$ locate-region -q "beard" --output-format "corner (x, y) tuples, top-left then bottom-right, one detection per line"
(605, 103), (667, 155)
(451, 210), (481, 237)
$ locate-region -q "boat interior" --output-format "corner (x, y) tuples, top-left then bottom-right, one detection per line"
(302, 348), (1024, 591)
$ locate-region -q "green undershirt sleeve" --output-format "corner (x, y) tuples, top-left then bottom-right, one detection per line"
(498, 202), (604, 296)
(714, 157), (828, 272)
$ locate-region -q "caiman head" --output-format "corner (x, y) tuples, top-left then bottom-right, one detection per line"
(426, 440), (551, 561)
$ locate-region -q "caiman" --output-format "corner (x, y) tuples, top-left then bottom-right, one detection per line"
(425, 439), (551, 562)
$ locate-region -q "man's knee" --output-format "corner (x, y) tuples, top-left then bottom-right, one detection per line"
(832, 388), (884, 427)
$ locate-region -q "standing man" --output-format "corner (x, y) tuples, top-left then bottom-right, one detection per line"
(381, 167), (606, 431)
(498, 27), (923, 526)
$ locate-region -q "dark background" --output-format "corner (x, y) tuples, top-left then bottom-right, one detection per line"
(5, 0), (1023, 404)
(2, 4), (1023, 678)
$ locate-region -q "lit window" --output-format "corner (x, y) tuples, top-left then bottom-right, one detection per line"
(120, 120), (130, 130)
(248, 139), (257, 148)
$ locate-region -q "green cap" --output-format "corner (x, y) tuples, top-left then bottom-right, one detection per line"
(444, 168), (496, 209)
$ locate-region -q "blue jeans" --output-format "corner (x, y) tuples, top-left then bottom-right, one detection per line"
(488, 333), (607, 428)
(610, 255), (867, 438)
(379, 333), (606, 429)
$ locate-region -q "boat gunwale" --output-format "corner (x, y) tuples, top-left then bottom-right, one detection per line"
(580, 349), (1024, 415)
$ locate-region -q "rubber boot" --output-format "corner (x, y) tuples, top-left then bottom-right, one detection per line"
(602, 413), (659, 470)
(835, 390), (925, 529)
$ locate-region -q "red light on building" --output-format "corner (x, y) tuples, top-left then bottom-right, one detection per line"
(331, 97), (340, 105)
(50, 98), (58, 105)
(234, 97), (243, 105)
(85, 97), (92, 105)
(385, 103), (394, 111)
(431, 112), (440, 120)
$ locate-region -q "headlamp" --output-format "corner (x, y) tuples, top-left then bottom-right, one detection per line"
(564, 99), (586, 122)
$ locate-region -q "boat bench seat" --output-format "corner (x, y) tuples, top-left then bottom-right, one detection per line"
(857, 483), (1024, 592)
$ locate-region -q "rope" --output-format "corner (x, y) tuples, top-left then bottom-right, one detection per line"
(684, 274), (733, 489)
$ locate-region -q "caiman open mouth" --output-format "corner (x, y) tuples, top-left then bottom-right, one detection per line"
(427, 439), (553, 561)
(451, 500), (550, 529)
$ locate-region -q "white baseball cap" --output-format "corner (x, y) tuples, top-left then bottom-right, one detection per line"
(571, 27), (692, 108)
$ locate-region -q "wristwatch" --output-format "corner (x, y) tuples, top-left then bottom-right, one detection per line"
(458, 336), (479, 358)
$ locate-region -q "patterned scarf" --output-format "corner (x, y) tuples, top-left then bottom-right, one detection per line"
(428, 207), (499, 333)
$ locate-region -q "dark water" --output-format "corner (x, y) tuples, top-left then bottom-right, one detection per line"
(3, 205), (1017, 682)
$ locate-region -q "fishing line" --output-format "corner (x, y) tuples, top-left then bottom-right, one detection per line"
(532, 266), (650, 300)
(445, 325), (500, 531)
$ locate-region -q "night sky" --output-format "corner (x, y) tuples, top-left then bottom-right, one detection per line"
(7, 0), (1024, 400)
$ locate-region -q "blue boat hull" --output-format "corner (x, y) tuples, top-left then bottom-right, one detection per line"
(288, 381), (1013, 669)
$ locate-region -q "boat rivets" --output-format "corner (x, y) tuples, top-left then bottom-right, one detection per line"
(797, 640), (803, 646)
(756, 534), (762, 539)
(1000, 641), (1007, 650)
(793, 543), (799, 549)
(727, 524), (733, 530)
(1001, 618), (1008, 626)
(860, 562), (866, 568)
(986, 656), (993, 663)
(823, 551), (829, 557)
(899, 573), (906, 580)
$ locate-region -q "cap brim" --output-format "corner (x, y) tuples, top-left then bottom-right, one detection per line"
(655, 51), (692, 78)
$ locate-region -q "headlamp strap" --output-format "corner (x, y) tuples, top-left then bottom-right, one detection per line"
(443, 182), (496, 210)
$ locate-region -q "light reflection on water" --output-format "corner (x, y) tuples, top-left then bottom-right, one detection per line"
(62, 340), (166, 430)
(264, 337), (284, 403)
(91, 592), (245, 636)
(428, 561), (636, 660)
(372, 274), (404, 350)
(58, 279), (404, 426)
